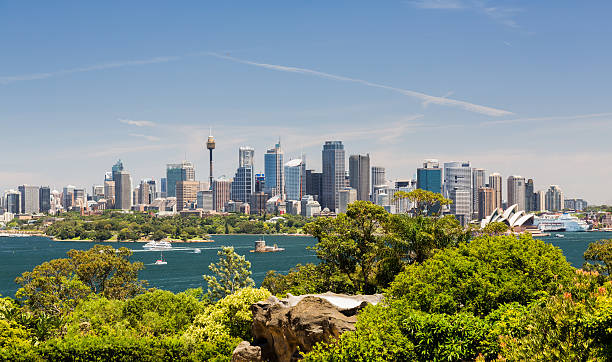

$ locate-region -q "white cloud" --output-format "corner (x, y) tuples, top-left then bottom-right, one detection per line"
(208, 53), (513, 117)
(0, 56), (180, 85)
(119, 119), (157, 127)
(129, 133), (161, 142)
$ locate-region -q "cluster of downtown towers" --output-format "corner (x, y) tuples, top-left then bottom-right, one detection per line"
(2, 138), (577, 224)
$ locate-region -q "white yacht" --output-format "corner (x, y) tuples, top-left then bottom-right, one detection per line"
(143, 241), (172, 250)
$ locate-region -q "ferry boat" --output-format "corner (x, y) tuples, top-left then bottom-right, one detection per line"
(534, 214), (590, 232)
(143, 241), (172, 250)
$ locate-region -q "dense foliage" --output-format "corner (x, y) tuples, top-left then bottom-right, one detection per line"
(41, 211), (311, 241)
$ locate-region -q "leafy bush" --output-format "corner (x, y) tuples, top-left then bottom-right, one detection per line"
(387, 234), (574, 315)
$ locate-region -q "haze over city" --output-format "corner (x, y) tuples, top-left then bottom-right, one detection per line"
(2, 1), (611, 204)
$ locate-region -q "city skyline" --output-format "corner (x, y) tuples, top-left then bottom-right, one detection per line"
(2, 2), (612, 203)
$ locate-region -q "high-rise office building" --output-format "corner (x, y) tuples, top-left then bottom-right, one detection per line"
(114, 171), (132, 210)
(39, 186), (51, 213)
(450, 188), (471, 226)
(213, 178), (231, 212)
(284, 159), (306, 201)
(254, 174), (265, 193)
(5, 190), (20, 214)
(338, 187), (357, 214)
(73, 188), (86, 208)
(416, 159), (442, 194)
(371, 166), (386, 200)
(525, 179), (535, 212)
(231, 147), (255, 203)
(176, 180), (199, 211)
(249, 192), (268, 215)
(197, 190), (214, 211)
(104, 180), (115, 208)
(444, 162), (472, 218)
(62, 185), (75, 209)
(305, 170), (322, 201)
(322, 141), (346, 212)
(349, 154), (370, 201)
(545, 185), (564, 211)
(478, 187), (494, 220)
(488, 173), (503, 210)
(535, 190), (546, 212)
(111, 160), (124, 178)
(166, 161), (195, 198)
(91, 185), (105, 202)
(264, 141), (284, 198)
(472, 168), (486, 218)
(17, 185), (39, 214)
(507, 175), (526, 211)
(160, 178), (167, 198)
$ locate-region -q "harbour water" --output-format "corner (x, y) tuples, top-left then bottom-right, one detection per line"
(1, 232), (611, 297)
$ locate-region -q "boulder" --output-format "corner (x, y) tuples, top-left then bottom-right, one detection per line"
(234, 292), (383, 362)
(232, 341), (263, 362)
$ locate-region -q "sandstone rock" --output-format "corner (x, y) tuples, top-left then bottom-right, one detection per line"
(235, 292), (382, 362)
(232, 341), (263, 362)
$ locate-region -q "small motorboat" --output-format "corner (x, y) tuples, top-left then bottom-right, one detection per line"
(193, 248), (201, 254)
(555, 234), (565, 238)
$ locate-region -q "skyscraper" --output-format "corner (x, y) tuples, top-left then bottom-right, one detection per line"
(197, 190), (214, 211)
(545, 185), (564, 211)
(535, 190), (546, 211)
(111, 160), (124, 178)
(338, 187), (357, 214)
(284, 158), (306, 201)
(176, 180), (199, 211)
(444, 161), (472, 218)
(62, 185), (75, 209)
(39, 186), (51, 213)
(231, 147), (255, 203)
(488, 173), (503, 210)
(507, 175), (526, 210)
(213, 178), (231, 212)
(305, 170), (323, 201)
(18, 185), (39, 214)
(264, 141), (284, 197)
(255, 174), (265, 193)
(166, 161), (195, 198)
(104, 180), (115, 208)
(5, 190), (20, 214)
(449, 188), (471, 226)
(371, 166), (386, 200)
(525, 179), (535, 212)
(478, 187), (494, 220)
(349, 154), (370, 201)
(322, 141), (345, 212)
(416, 159), (442, 194)
(160, 178), (167, 198)
(114, 170), (132, 210)
(472, 168), (486, 218)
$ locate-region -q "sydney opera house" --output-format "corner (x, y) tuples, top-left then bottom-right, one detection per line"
(480, 204), (535, 229)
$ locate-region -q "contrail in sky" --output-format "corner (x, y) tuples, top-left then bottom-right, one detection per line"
(207, 52), (513, 117)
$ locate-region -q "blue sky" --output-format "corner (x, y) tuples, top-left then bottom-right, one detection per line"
(2, 1), (612, 203)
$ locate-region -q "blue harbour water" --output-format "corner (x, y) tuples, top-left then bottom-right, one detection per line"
(1, 232), (611, 297)
(0, 235), (318, 297)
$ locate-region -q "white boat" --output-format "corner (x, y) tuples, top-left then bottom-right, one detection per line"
(193, 248), (201, 254)
(143, 241), (172, 250)
(534, 214), (590, 232)
(154, 251), (167, 265)
(555, 234), (565, 238)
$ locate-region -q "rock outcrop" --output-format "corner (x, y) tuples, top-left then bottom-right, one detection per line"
(232, 292), (383, 362)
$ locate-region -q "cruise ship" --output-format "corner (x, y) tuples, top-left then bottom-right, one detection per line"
(533, 214), (590, 232)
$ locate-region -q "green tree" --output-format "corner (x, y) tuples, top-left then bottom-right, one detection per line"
(394, 189), (452, 216)
(304, 201), (390, 293)
(152, 230), (167, 241)
(584, 239), (612, 276)
(481, 221), (509, 236)
(203, 246), (254, 301)
(387, 234), (574, 316)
